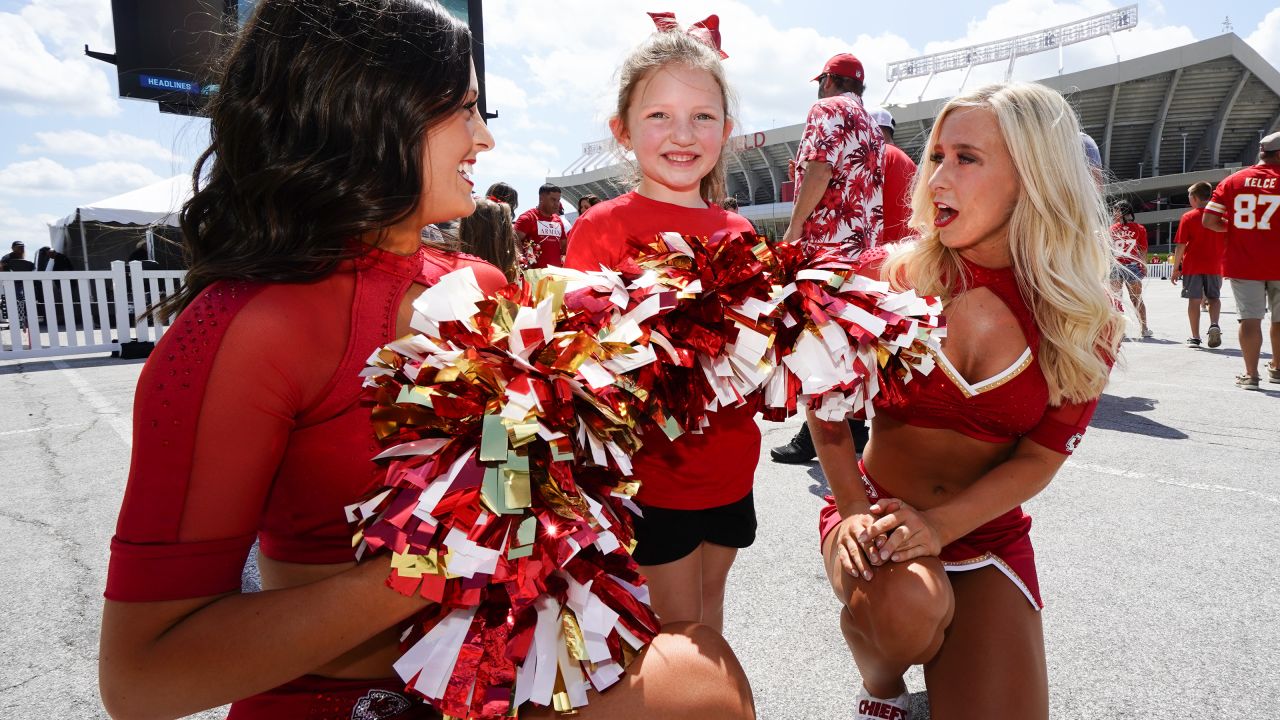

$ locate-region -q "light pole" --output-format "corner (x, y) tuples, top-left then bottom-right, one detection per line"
(1180, 130), (1188, 174)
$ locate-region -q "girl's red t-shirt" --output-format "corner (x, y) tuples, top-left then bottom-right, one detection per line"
(565, 191), (760, 510)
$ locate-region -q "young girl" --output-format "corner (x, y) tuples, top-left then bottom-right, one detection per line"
(564, 16), (757, 635)
(98, 3), (753, 719)
(1111, 200), (1152, 337)
(812, 83), (1122, 719)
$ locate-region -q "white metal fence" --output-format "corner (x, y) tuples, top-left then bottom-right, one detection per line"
(0, 261), (186, 360)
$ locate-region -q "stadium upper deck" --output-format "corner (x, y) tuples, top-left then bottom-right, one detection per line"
(549, 33), (1280, 243)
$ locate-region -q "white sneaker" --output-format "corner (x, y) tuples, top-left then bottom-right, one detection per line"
(855, 686), (911, 720)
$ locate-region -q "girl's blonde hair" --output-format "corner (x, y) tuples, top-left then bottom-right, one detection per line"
(885, 82), (1123, 404)
(613, 28), (735, 202)
(458, 197), (520, 282)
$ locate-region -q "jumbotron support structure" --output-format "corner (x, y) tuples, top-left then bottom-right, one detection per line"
(882, 5), (1139, 103)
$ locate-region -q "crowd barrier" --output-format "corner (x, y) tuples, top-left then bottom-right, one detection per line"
(0, 261), (186, 360)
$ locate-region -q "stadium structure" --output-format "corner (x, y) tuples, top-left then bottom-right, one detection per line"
(549, 25), (1280, 249)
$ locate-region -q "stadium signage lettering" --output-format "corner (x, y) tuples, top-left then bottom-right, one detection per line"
(140, 75), (200, 95)
(729, 132), (768, 153)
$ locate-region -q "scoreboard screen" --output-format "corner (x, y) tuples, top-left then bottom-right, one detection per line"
(110, 0), (230, 112)
(109, 1), (490, 118)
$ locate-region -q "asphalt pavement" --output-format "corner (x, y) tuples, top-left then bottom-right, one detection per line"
(0, 278), (1277, 719)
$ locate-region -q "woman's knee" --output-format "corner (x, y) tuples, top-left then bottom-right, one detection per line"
(642, 623), (755, 718)
(844, 563), (953, 653)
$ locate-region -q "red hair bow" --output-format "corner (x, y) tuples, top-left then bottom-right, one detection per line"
(648, 12), (728, 59)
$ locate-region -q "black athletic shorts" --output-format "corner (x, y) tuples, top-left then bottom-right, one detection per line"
(631, 491), (757, 566)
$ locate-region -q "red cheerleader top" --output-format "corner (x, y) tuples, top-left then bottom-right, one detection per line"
(865, 248), (1101, 454)
(105, 243), (507, 602)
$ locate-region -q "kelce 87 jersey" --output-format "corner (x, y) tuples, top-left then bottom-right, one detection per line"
(1204, 163), (1280, 280)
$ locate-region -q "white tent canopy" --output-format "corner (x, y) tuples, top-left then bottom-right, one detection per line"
(48, 175), (193, 267)
(55, 175), (192, 229)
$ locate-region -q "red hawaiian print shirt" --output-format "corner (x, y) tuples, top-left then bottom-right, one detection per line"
(795, 92), (884, 259)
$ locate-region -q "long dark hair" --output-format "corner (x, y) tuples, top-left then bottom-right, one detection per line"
(458, 197), (519, 282)
(161, 0), (472, 319)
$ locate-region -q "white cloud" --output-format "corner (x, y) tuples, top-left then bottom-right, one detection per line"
(20, 0), (114, 56)
(0, 203), (59, 250)
(0, 0), (119, 116)
(19, 130), (183, 163)
(485, 72), (529, 112)
(1246, 7), (1280, 70)
(0, 157), (164, 198)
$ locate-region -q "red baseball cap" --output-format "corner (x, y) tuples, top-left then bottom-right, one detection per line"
(813, 53), (864, 83)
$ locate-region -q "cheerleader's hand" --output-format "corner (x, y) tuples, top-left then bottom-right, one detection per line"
(833, 512), (882, 582)
(861, 500), (944, 564)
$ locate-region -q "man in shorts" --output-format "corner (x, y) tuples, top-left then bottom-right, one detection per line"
(1171, 181), (1225, 348)
(1202, 131), (1280, 389)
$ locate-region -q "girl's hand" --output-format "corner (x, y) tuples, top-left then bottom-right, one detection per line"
(861, 499), (945, 564)
(832, 512), (883, 581)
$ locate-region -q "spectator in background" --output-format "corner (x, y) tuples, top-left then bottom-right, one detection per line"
(1, 242), (34, 272)
(781, 53), (883, 256)
(37, 246), (73, 271)
(719, 197), (757, 233)
(485, 181), (518, 213)
(867, 105), (917, 244)
(1, 240), (26, 271)
(1, 240), (34, 330)
(773, 52), (883, 466)
(1110, 200), (1152, 338)
(577, 194), (602, 216)
(459, 196), (521, 282)
(1080, 131), (1104, 184)
(514, 183), (567, 268)
(1171, 181), (1224, 348)
(1203, 131), (1280, 389)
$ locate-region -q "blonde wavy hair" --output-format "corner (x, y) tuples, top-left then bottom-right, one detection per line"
(885, 82), (1123, 404)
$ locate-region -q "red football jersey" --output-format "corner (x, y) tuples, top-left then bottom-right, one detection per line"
(514, 209), (566, 269)
(881, 143), (917, 243)
(1110, 222), (1148, 267)
(1204, 163), (1280, 280)
(1173, 207), (1224, 276)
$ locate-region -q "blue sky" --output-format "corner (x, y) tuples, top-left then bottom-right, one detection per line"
(2, 0), (1277, 254)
